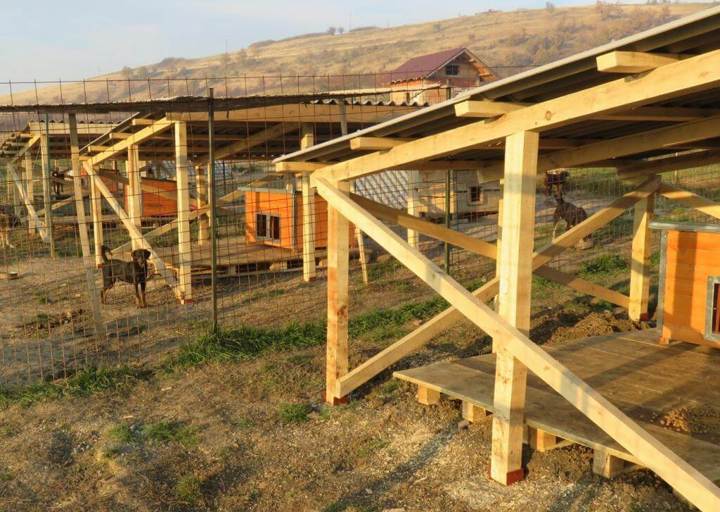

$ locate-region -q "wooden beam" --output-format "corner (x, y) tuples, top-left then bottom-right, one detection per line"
(333, 177), (660, 398)
(314, 176), (720, 511)
(175, 122), (192, 304)
(352, 193), (629, 308)
(312, 49), (720, 183)
(198, 122), (295, 165)
(300, 126), (317, 282)
(132, 118), (155, 126)
(534, 267), (629, 309)
(86, 118), (173, 168)
(455, 100), (524, 118)
(6, 163), (48, 241)
(39, 130), (56, 257)
(69, 114), (105, 342)
(658, 183), (720, 221)
(89, 170), (104, 267)
(127, 145), (142, 250)
(597, 51), (681, 73)
(326, 179), (350, 405)
(23, 152), (34, 235)
(491, 131), (538, 485)
(407, 171), (421, 248)
(617, 150), (720, 182)
(113, 208), (205, 254)
(350, 137), (413, 151)
(628, 193), (655, 322)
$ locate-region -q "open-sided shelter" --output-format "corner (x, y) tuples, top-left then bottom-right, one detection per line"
(275, 8), (720, 511)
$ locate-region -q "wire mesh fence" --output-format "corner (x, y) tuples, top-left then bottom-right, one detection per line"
(0, 77), (719, 389)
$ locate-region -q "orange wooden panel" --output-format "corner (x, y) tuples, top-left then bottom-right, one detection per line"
(662, 230), (720, 347)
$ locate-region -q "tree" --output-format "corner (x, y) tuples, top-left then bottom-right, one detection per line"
(546, 1), (555, 12)
(327, 26), (337, 35)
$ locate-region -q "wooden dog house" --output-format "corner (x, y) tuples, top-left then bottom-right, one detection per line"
(655, 222), (720, 347)
(244, 187), (355, 251)
(122, 176), (180, 218)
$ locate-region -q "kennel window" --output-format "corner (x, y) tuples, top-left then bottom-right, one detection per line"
(469, 186), (485, 205)
(706, 276), (720, 341)
(445, 64), (459, 76)
(256, 213), (281, 242)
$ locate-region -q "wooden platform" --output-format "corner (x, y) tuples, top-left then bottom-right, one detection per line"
(394, 330), (720, 483)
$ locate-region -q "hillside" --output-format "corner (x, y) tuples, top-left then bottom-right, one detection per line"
(3, 2), (710, 107)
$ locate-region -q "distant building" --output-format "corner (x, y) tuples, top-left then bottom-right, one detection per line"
(388, 47), (495, 105)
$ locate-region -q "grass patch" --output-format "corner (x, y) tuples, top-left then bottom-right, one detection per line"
(107, 420), (199, 449)
(579, 254), (628, 277)
(0, 366), (149, 408)
(171, 297), (449, 368)
(175, 474), (203, 504)
(278, 403), (312, 424)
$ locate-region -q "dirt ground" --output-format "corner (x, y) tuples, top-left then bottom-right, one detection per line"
(0, 303), (704, 512)
(0, 216), (710, 511)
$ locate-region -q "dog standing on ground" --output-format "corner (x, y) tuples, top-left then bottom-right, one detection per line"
(0, 205), (19, 249)
(552, 194), (589, 240)
(51, 168), (66, 197)
(100, 245), (152, 308)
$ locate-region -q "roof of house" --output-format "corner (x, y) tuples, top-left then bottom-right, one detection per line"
(389, 47), (492, 83)
(275, 5), (720, 166)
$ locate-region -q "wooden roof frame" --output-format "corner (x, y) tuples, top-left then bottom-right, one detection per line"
(271, 9), (720, 511)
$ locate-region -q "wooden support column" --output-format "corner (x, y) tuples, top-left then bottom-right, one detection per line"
(175, 121), (192, 304)
(195, 165), (209, 245)
(326, 180), (350, 405)
(69, 114), (105, 341)
(23, 152), (34, 235)
(491, 131), (539, 486)
(494, 178), (504, 313)
(629, 191), (655, 321)
(126, 145), (142, 250)
(300, 127), (317, 282)
(89, 169), (104, 267)
(407, 170), (421, 247)
(39, 129), (56, 258)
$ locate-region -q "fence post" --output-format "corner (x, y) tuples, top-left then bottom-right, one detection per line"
(207, 88), (218, 332)
(69, 113), (105, 341)
(41, 114), (56, 258)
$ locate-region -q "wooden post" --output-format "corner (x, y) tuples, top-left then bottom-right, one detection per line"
(40, 126), (56, 258)
(90, 169), (104, 267)
(494, 178), (504, 314)
(23, 152), (34, 235)
(491, 131), (539, 486)
(126, 145), (143, 250)
(69, 114), (105, 340)
(407, 170), (420, 247)
(300, 127), (317, 282)
(195, 165), (209, 245)
(175, 121), (192, 304)
(629, 191), (655, 321)
(326, 180), (350, 405)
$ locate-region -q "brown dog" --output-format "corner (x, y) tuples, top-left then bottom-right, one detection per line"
(100, 245), (152, 308)
(0, 206), (19, 249)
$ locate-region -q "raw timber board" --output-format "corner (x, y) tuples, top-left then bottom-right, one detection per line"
(394, 329), (720, 482)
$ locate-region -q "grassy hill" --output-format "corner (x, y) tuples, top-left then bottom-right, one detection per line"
(3, 2), (711, 107)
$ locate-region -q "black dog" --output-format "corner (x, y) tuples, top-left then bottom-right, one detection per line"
(545, 169), (569, 198)
(552, 194), (589, 240)
(100, 245), (152, 308)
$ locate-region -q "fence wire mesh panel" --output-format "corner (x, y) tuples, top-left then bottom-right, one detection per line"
(1, 77), (720, 389)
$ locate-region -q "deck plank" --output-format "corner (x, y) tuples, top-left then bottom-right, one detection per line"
(394, 330), (720, 482)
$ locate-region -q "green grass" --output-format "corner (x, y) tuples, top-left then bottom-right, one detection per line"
(107, 420), (199, 448)
(175, 474), (203, 504)
(278, 403), (312, 424)
(0, 366), (150, 408)
(579, 254), (628, 277)
(171, 296), (449, 368)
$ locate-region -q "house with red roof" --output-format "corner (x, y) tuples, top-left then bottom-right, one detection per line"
(388, 47), (495, 104)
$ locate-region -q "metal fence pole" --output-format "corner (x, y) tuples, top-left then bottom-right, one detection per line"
(207, 88), (218, 332)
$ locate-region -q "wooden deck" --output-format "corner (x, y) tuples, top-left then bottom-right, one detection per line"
(394, 329), (720, 484)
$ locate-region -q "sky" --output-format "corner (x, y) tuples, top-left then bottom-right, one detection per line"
(0, 0), (608, 83)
